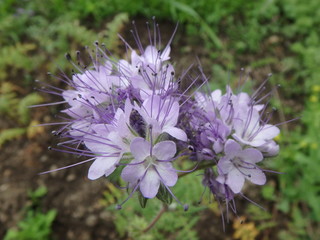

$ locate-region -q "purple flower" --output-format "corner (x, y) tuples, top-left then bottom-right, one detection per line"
(203, 168), (234, 201)
(118, 45), (175, 99)
(217, 139), (266, 193)
(258, 140), (279, 157)
(232, 108), (280, 147)
(39, 20), (284, 215)
(121, 137), (178, 198)
(84, 99), (135, 180)
(135, 95), (187, 141)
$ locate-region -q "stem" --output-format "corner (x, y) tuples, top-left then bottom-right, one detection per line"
(178, 162), (215, 178)
(142, 163), (215, 233)
(142, 205), (168, 233)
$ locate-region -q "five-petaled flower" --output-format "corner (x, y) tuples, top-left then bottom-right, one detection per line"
(121, 137), (178, 198)
(217, 139), (266, 194)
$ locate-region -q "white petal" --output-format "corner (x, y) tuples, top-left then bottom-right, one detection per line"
(224, 139), (241, 157)
(211, 89), (222, 102)
(242, 168), (266, 185)
(144, 46), (158, 64)
(163, 127), (187, 141)
(130, 137), (151, 161)
(160, 46), (171, 61)
(255, 125), (280, 141)
(162, 101), (179, 127)
(88, 156), (118, 180)
(226, 169), (245, 194)
(153, 141), (176, 160)
(156, 163), (177, 187)
(239, 148), (263, 163)
(84, 135), (117, 154)
(121, 163), (146, 183)
(217, 157), (234, 174)
(140, 169), (160, 198)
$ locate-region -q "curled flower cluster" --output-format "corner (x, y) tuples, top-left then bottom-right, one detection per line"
(42, 21), (280, 213)
(192, 86), (280, 205)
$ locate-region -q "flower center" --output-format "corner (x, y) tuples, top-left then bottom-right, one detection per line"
(145, 155), (157, 165)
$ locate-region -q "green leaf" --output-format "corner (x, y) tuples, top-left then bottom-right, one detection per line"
(0, 128), (26, 148)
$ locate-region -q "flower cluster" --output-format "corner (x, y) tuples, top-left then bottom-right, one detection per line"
(43, 21), (280, 213)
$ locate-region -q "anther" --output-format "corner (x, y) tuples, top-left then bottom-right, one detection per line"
(183, 204), (189, 211)
(65, 53), (72, 61)
(188, 145), (194, 151)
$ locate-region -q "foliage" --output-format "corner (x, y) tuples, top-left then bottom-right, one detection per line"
(105, 167), (207, 240)
(0, 82), (43, 147)
(0, 128), (26, 148)
(4, 186), (57, 240)
(262, 85), (320, 239)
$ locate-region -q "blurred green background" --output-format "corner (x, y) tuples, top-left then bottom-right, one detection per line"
(1, 0), (320, 239)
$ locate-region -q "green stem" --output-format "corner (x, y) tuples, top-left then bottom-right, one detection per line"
(178, 162), (215, 178)
(142, 205), (168, 233)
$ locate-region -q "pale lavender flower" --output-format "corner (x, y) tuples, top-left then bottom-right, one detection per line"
(84, 99), (135, 180)
(217, 139), (266, 194)
(232, 107), (280, 147)
(257, 140), (279, 157)
(121, 137), (178, 198)
(118, 44), (175, 100)
(135, 95), (187, 141)
(203, 168), (234, 202)
(38, 19), (285, 217)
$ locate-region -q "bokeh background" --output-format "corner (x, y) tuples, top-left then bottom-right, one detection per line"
(1, 0), (320, 239)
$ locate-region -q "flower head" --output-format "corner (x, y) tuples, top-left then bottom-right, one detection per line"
(40, 20), (283, 217)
